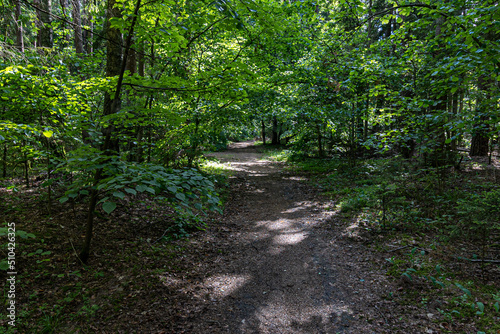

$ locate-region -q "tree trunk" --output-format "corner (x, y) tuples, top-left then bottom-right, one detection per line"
(14, 0), (24, 52)
(470, 132), (489, 156)
(80, 0), (135, 263)
(86, 15), (94, 54)
(271, 116), (278, 145)
(261, 119), (266, 145)
(126, 38), (137, 74)
(138, 40), (145, 76)
(59, 0), (71, 46)
(316, 123), (324, 157)
(72, 0), (84, 54)
(2, 144), (7, 178)
(277, 122), (283, 144)
(23, 148), (29, 188)
(82, 0), (93, 53)
(37, 0), (53, 48)
(450, 92), (459, 151)
(470, 76), (491, 157)
(427, 15), (449, 166)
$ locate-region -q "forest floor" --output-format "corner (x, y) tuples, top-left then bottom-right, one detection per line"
(1, 141), (498, 333)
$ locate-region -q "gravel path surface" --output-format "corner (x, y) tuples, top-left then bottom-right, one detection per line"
(192, 142), (409, 333)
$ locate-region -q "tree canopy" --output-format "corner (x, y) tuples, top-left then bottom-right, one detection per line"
(0, 0), (498, 260)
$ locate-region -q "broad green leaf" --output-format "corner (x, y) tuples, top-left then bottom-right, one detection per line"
(113, 191), (125, 199)
(125, 188), (137, 195)
(455, 283), (471, 297)
(102, 201), (117, 214)
(136, 184), (147, 192)
(0, 260), (8, 271)
(476, 302), (484, 313)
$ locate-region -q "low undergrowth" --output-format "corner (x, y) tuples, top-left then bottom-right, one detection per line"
(0, 163), (229, 333)
(287, 152), (500, 333)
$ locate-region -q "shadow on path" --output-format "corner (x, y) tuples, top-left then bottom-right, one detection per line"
(188, 142), (390, 333)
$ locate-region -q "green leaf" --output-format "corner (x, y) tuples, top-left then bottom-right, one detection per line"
(16, 230), (35, 239)
(476, 302), (484, 314)
(0, 260), (8, 271)
(455, 283), (471, 297)
(175, 192), (186, 201)
(113, 191), (125, 199)
(43, 130), (53, 138)
(102, 201), (117, 214)
(124, 188), (137, 195)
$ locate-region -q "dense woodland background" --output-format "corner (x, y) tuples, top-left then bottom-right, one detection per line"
(0, 0), (499, 332)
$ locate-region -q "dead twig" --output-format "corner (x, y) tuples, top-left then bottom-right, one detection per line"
(457, 256), (500, 264)
(387, 245), (410, 252)
(69, 238), (86, 266)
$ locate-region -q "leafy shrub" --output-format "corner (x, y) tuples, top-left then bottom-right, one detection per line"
(457, 188), (500, 239)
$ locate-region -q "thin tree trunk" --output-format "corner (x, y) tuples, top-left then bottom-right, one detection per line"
(126, 37), (137, 74)
(38, 0), (53, 48)
(23, 148), (29, 188)
(138, 40), (145, 76)
(261, 119), (266, 145)
(86, 14), (94, 54)
(72, 0), (84, 54)
(14, 0), (24, 52)
(46, 141), (52, 215)
(450, 92), (458, 151)
(317, 124), (324, 157)
(59, 0), (71, 46)
(80, 0), (141, 263)
(470, 76), (491, 156)
(366, 0), (373, 45)
(271, 116), (278, 145)
(278, 123), (283, 144)
(81, 0), (94, 54)
(2, 144), (7, 178)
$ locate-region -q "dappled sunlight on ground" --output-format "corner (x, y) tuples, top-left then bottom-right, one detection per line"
(272, 232), (307, 245)
(205, 274), (251, 298)
(250, 303), (354, 333)
(261, 219), (292, 231)
(192, 142), (388, 332)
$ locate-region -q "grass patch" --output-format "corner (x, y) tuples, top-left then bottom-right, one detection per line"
(260, 148), (292, 162)
(200, 159), (234, 178)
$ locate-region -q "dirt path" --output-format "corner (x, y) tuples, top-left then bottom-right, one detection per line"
(187, 142), (414, 333)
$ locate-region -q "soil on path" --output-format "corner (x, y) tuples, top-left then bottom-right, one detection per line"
(183, 142), (429, 333)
